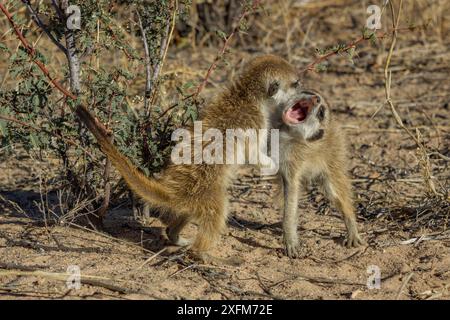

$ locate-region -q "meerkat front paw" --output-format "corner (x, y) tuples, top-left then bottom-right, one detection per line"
(283, 239), (311, 259)
(283, 236), (309, 258)
(344, 232), (367, 248)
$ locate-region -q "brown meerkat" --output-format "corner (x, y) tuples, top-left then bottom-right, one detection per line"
(76, 54), (304, 263)
(270, 88), (366, 258)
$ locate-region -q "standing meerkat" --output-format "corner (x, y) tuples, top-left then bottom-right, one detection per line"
(270, 88), (366, 258)
(76, 54), (304, 263)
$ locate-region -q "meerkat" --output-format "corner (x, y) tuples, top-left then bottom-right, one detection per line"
(269, 88), (366, 258)
(75, 54), (305, 263)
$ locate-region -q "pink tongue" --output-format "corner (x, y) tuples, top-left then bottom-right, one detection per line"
(290, 108), (304, 119)
(285, 108), (304, 123)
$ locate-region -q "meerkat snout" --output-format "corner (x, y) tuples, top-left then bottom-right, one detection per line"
(279, 90), (329, 142)
(282, 90), (324, 124)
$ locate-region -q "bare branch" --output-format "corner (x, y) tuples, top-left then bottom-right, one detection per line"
(150, 0), (177, 100)
(59, 0), (81, 94)
(22, 0), (68, 55)
(195, 0), (262, 96)
(300, 26), (425, 74)
(51, 0), (65, 20)
(0, 2), (76, 100)
(135, 10), (152, 114)
(382, 0), (441, 197)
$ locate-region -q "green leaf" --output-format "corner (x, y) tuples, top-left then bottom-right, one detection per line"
(29, 133), (40, 149)
(0, 119), (7, 136)
(315, 63), (328, 72)
(216, 29), (227, 40)
(182, 81), (195, 90)
(32, 95), (40, 107)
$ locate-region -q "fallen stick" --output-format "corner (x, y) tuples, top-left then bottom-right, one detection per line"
(0, 262), (136, 295)
(395, 272), (414, 300)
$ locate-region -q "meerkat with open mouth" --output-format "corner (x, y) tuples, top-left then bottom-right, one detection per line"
(270, 87), (366, 258)
(76, 54), (307, 264)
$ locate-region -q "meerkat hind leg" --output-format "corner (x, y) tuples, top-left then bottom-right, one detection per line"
(189, 208), (243, 266)
(166, 215), (193, 247)
(281, 175), (309, 258)
(322, 172), (366, 248)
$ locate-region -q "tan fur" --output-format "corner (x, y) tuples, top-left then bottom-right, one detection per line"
(275, 90), (365, 258)
(76, 54), (301, 263)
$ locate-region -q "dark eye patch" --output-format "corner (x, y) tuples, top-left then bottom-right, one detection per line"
(317, 105), (326, 122)
(268, 81), (279, 97)
(292, 80), (301, 88)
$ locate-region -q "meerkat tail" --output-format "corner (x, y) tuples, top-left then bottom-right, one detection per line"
(75, 104), (171, 206)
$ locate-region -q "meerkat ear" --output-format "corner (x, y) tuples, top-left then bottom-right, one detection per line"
(268, 81), (280, 97)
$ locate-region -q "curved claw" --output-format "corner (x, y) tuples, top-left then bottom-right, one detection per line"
(344, 233), (367, 248)
(284, 241), (300, 258)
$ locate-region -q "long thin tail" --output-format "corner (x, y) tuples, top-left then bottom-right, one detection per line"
(75, 104), (170, 206)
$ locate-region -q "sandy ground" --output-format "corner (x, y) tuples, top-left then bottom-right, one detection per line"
(0, 171), (449, 300)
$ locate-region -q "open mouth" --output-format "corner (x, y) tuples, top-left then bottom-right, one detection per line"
(282, 96), (318, 125)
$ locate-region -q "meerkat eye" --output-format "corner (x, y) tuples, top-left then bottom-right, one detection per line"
(317, 105), (326, 121)
(268, 81), (280, 97)
(291, 79), (301, 88)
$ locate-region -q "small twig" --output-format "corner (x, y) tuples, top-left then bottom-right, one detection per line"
(396, 272), (414, 299)
(0, 194), (29, 218)
(50, 0), (65, 20)
(301, 25), (425, 74)
(0, 262), (137, 294)
(0, 3), (76, 100)
(137, 247), (168, 269)
(37, 175), (63, 249)
(59, 0), (81, 94)
(219, 283), (281, 300)
(157, 93), (195, 119)
(22, 0), (68, 55)
(301, 35), (368, 73)
(194, 0), (262, 96)
(287, 273), (366, 286)
(149, 0), (178, 106)
(255, 272), (284, 299)
(168, 263), (197, 278)
(383, 1), (422, 149)
(135, 10), (152, 114)
(96, 137), (113, 220)
(66, 221), (157, 256)
(382, 0), (441, 197)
